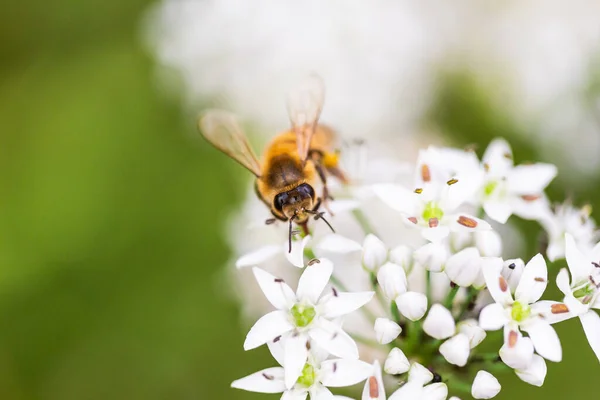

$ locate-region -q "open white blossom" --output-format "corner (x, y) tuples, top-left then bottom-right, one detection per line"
(540, 203), (597, 261)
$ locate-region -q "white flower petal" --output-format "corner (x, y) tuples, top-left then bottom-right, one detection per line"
(236, 245), (281, 268)
(296, 258), (333, 304)
(423, 382), (448, 400)
(440, 334), (470, 367)
(521, 319), (562, 362)
(286, 235), (312, 268)
(507, 163), (557, 195)
(362, 234), (388, 271)
(282, 390), (309, 400)
(317, 234), (362, 254)
(422, 226), (451, 243)
(310, 385), (335, 400)
(267, 335), (286, 367)
(309, 318), (359, 360)
(501, 258), (525, 293)
(499, 329), (533, 370)
(372, 184), (418, 214)
(244, 310), (294, 350)
(483, 201), (513, 224)
(408, 362), (433, 385)
(565, 233), (593, 284)
(530, 300), (575, 324)
(388, 382), (423, 400)
(450, 215), (492, 234)
(445, 247), (481, 287)
(389, 245), (413, 271)
(377, 262), (408, 299)
(423, 304), (456, 340)
(471, 370), (501, 399)
(374, 318), (402, 344)
(328, 199), (360, 214)
(320, 291), (374, 319)
(384, 348), (410, 375)
(413, 242), (448, 272)
(483, 138), (513, 175)
(252, 267), (295, 310)
(515, 253), (548, 304)
(475, 230), (503, 257)
(320, 359), (372, 387)
(580, 310), (600, 362)
(481, 257), (513, 306)
(479, 303), (509, 331)
(444, 171), (485, 211)
(284, 334), (309, 389)
(556, 268), (573, 297)
(458, 319), (487, 349)
(361, 361), (386, 400)
(231, 367), (286, 393)
(515, 354), (547, 387)
(396, 291), (428, 321)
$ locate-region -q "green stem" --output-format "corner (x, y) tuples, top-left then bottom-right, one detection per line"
(444, 284), (460, 310)
(426, 270), (432, 301)
(352, 208), (378, 237)
(350, 333), (381, 348)
(457, 287), (479, 320)
(391, 301), (402, 325)
(405, 320), (422, 354)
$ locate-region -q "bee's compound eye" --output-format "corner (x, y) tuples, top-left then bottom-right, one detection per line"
(274, 192), (288, 212)
(297, 183), (315, 199)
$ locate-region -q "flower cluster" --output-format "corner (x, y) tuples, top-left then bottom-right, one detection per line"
(230, 138), (600, 399)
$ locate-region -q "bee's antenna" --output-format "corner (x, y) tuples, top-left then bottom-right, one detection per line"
(307, 210), (335, 233)
(288, 215), (296, 253)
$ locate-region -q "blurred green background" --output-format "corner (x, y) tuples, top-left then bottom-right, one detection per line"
(0, 2), (597, 400)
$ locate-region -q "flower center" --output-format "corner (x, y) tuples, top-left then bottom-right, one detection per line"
(573, 275), (599, 304)
(484, 180), (498, 197)
(291, 304), (316, 327)
(296, 363), (316, 387)
(422, 202), (444, 222)
(511, 301), (530, 322)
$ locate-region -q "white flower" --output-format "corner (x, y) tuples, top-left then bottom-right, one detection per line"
(439, 333), (470, 367)
(384, 348), (410, 375)
(445, 247), (485, 288)
(245, 260), (374, 387)
(236, 234), (312, 269)
(559, 233), (600, 361)
(423, 304), (471, 366)
(540, 202), (597, 261)
(515, 354), (547, 387)
(317, 233), (391, 272)
(388, 363), (448, 400)
(471, 370), (501, 399)
(479, 255), (564, 364)
(377, 262), (428, 321)
(362, 361), (386, 400)
(232, 350), (372, 400)
(479, 138), (557, 224)
(374, 318), (402, 345)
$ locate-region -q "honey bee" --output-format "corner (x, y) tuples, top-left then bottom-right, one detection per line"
(198, 75), (347, 251)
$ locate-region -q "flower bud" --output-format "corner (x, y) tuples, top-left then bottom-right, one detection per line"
(374, 318), (402, 345)
(362, 234), (387, 271)
(413, 242), (448, 272)
(384, 348), (410, 375)
(396, 291), (428, 321)
(440, 333), (470, 366)
(475, 230), (502, 257)
(457, 319), (486, 349)
(389, 245), (413, 272)
(423, 304), (455, 340)
(515, 354), (547, 387)
(423, 382), (448, 400)
(377, 262), (407, 300)
(445, 247), (481, 287)
(408, 362), (433, 385)
(471, 370), (501, 399)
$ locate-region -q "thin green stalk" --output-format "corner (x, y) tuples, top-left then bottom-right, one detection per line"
(426, 270), (432, 301)
(405, 320), (422, 354)
(352, 208), (378, 237)
(457, 287), (479, 320)
(443, 284), (460, 310)
(350, 333), (381, 348)
(391, 301), (402, 325)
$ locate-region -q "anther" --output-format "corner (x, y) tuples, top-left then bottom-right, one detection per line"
(332, 287), (338, 297)
(265, 218), (277, 225)
(457, 215), (478, 228)
(521, 194), (541, 202)
(308, 258), (320, 266)
(508, 330), (518, 348)
(592, 261), (600, 269)
(499, 276), (508, 292)
(447, 178), (458, 186)
(408, 217), (418, 224)
(503, 152), (512, 159)
(262, 373), (274, 380)
(414, 188), (423, 194)
(428, 217), (439, 228)
(421, 164), (431, 182)
(551, 304), (569, 314)
(333, 362), (338, 373)
(273, 335), (281, 343)
(274, 278), (284, 283)
(508, 263), (516, 270)
(534, 277), (546, 283)
(368, 376), (379, 397)
(306, 341), (311, 351)
(483, 163), (490, 172)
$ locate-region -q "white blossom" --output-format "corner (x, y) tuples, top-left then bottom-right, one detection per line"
(471, 370), (501, 399)
(374, 318), (402, 345)
(384, 348), (410, 375)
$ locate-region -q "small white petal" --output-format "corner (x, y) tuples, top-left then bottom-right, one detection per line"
(515, 354), (547, 387)
(481, 257), (513, 306)
(282, 390), (309, 400)
(482, 138), (513, 175)
(515, 254), (548, 304)
(389, 245), (413, 271)
(475, 230), (503, 257)
(414, 242), (448, 272)
(507, 163), (557, 195)
(440, 334), (470, 366)
(499, 329), (533, 370)
(309, 318), (359, 360)
(444, 171), (485, 211)
(521, 319), (562, 362)
(377, 262), (408, 300)
(320, 359), (372, 387)
(565, 233), (593, 284)
(384, 348), (410, 375)
(231, 367), (286, 393)
(244, 311), (294, 350)
(471, 370), (501, 399)
(396, 291), (428, 321)
(236, 245), (281, 268)
(423, 304), (456, 340)
(580, 310), (600, 362)
(374, 318), (402, 344)
(328, 199), (360, 213)
(555, 268), (573, 297)
(361, 360), (386, 400)
(362, 234), (388, 271)
(284, 334), (309, 389)
(320, 291), (374, 319)
(530, 300), (575, 324)
(372, 184), (418, 214)
(458, 319), (487, 349)
(286, 235), (312, 268)
(483, 201), (513, 224)
(408, 362), (433, 385)
(267, 335), (286, 367)
(501, 258), (525, 293)
(252, 267), (295, 310)
(317, 234), (362, 254)
(296, 258), (333, 304)
(445, 247), (482, 287)
(422, 382), (448, 400)
(388, 382), (423, 400)
(422, 226), (451, 243)
(479, 303), (509, 331)
(310, 385), (335, 400)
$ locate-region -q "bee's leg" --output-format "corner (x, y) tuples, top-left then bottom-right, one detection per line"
(312, 161), (335, 217)
(312, 197), (322, 212)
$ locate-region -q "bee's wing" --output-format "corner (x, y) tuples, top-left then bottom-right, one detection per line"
(198, 109), (262, 177)
(286, 74), (325, 164)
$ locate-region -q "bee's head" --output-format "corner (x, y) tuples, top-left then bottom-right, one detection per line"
(275, 183), (315, 223)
